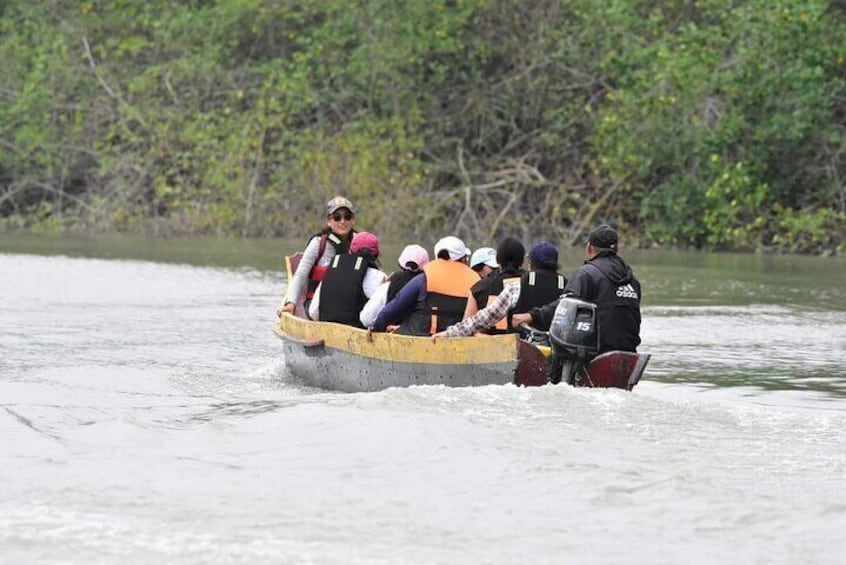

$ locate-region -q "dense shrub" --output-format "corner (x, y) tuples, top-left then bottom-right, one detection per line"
(1, 0), (843, 253)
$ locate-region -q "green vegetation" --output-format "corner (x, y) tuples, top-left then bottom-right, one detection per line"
(1, 0), (844, 253)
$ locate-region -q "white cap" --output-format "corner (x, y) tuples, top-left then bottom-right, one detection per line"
(434, 236), (470, 261)
(470, 247), (499, 269)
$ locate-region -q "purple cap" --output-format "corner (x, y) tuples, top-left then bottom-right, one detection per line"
(528, 241), (558, 266)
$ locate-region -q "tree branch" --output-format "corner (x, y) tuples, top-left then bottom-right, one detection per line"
(81, 36), (148, 128)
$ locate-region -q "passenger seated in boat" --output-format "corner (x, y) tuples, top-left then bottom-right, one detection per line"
(277, 196), (357, 318)
(370, 236), (479, 336)
(432, 240), (568, 339)
(308, 231), (387, 327)
(359, 244), (430, 328)
(512, 225), (641, 354)
(463, 237), (526, 326)
(469, 247), (499, 279)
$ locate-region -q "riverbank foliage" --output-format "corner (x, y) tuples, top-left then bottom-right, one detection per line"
(1, 0), (844, 253)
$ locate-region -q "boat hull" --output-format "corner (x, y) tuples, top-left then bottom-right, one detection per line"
(276, 313), (522, 392)
(276, 313), (649, 392)
(282, 339), (517, 392)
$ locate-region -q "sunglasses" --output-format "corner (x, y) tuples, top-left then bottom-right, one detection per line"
(330, 212), (354, 222)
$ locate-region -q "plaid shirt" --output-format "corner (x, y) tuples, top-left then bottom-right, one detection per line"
(444, 283), (521, 337)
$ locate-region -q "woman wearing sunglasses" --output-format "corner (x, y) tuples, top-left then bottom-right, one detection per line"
(278, 196), (357, 318)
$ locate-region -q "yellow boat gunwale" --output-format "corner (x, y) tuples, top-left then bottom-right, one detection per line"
(276, 313), (520, 365)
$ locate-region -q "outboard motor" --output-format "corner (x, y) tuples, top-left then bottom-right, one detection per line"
(547, 297), (599, 385)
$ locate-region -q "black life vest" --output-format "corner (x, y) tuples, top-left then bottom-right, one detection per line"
(510, 270), (566, 331)
(513, 270), (566, 314)
(317, 253), (369, 328)
(470, 270), (498, 312)
(474, 268), (524, 335)
(387, 269), (420, 302)
(305, 229), (353, 301)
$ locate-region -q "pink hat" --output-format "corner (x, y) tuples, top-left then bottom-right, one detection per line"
(350, 231), (380, 256)
(398, 244), (429, 271)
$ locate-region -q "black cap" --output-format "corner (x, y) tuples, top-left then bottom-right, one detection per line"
(587, 224), (618, 250)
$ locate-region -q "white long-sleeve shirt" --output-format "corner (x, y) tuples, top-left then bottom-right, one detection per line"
(308, 267), (387, 321)
(359, 281), (390, 328)
(282, 234), (341, 308)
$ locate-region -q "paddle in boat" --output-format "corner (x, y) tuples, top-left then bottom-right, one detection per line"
(275, 253), (650, 392)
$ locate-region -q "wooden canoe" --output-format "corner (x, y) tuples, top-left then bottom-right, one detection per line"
(275, 313), (549, 392)
(275, 314), (648, 392)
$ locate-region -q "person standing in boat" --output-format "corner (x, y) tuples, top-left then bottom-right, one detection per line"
(432, 240), (567, 338)
(512, 224), (641, 354)
(369, 236), (479, 336)
(359, 244), (430, 329)
(277, 196), (357, 319)
(308, 231), (386, 327)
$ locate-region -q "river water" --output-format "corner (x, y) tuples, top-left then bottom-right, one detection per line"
(1, 235), (844, 564)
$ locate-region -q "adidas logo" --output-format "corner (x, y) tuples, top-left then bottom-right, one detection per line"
(616, 284), (638, 299)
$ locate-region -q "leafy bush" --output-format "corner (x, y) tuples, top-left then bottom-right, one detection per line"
(0, 0), (843, 253)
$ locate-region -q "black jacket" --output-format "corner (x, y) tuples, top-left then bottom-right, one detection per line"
(530, 251), (641, 353)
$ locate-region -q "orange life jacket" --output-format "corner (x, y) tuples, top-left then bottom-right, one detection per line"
(397, 259), (480, 336)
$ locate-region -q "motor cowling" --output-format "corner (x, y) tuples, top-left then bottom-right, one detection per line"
(547, 296), (599, 361)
